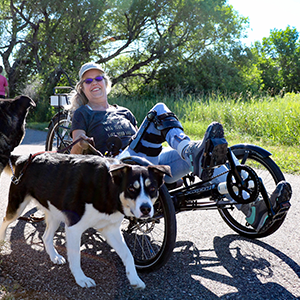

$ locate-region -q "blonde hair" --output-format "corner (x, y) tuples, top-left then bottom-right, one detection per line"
(67, 72), (112, 112)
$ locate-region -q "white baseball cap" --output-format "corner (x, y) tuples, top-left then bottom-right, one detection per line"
(79, 62), (105, 80)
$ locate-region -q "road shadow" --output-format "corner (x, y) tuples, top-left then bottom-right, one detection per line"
(1, 208), (299, 300)
(213, 235), (299, 299)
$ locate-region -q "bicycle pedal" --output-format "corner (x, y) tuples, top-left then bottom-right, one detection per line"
(276, 203), (291, 216)
(259, 203), (290, 233)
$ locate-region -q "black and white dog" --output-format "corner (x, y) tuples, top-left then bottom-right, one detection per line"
(0, 95), (35, 175)
(0, 152), (171, 289)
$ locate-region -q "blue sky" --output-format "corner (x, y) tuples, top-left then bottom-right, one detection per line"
(227, 0), (300, 46)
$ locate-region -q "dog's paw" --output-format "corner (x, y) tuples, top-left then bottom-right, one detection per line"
(130, 278), (146, 290)
(76, 276), (96, 288)
(51, 255), (66, 265)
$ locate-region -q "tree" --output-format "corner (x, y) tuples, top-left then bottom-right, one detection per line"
(252, 26), (300, 94)
(0, 0), (107, 96)
(0, 0), (247, 100)
(103, 0), (248, 91)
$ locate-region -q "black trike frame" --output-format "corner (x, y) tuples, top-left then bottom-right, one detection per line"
(169, 146), (271, 213)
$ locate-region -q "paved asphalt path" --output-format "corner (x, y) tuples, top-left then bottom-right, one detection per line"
(0, 129), (299, 299)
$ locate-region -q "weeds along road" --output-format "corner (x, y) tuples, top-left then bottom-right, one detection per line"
(0, 129), (300, 300)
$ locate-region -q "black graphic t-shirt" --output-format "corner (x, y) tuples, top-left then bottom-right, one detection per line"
(71, 104), (137, 154)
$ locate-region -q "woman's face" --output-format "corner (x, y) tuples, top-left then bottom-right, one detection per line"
(82, 69), (107, 102)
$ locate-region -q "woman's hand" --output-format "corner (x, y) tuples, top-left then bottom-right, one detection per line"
(71, 129), (94, 154)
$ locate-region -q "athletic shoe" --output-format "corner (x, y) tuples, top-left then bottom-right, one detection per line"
(246, 181), (292, 232)
(184, 122), (228, 179)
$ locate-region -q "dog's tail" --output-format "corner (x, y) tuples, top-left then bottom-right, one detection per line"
(1, 155), (19, 177)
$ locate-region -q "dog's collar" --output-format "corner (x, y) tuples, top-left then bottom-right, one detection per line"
(9, 152), (44, 185)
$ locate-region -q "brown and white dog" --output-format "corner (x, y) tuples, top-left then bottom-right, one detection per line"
(0, 95), (35, 175)
(0, 152), (171, 289)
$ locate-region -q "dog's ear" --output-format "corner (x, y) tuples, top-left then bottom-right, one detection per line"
(109, 164), (132, 173)
(148, 165), (172, 177)
(109, 164), (132, 185)
(16, 95), (36, 108)
(148, 165), (172, 188)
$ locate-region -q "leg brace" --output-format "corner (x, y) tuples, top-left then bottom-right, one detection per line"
(129, 110), (183, 155)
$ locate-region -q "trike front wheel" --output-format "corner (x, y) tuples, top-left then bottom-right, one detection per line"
(219, 147), (285, 238)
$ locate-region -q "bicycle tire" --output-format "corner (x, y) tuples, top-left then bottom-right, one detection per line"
(121, 184), (177, 272)
(219, 146), (285, 238)
(45, 112), (72, 153)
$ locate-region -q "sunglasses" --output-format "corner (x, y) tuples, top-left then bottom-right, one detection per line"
(83, 76), (104, 84)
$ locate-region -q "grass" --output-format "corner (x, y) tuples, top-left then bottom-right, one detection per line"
(26, 122), (49, 132)
(28, 92), (300, 175)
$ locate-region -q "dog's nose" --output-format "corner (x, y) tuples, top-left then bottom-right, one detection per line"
(140, 203), (151, 216)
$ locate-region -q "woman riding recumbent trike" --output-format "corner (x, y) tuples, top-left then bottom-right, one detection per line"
(47, 121), (291, 273)
(45, 63), (292, 272)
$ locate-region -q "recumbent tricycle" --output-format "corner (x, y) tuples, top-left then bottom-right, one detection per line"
(45, 88), (291, 273)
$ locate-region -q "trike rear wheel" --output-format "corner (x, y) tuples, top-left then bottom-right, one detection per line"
(121, 185), (177, 272)
(219, 147), (285, 238)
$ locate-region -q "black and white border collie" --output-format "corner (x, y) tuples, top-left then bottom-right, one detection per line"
(0, 153), (171, 289)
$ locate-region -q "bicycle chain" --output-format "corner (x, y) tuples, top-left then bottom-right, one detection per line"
(200, 168), (230, 183)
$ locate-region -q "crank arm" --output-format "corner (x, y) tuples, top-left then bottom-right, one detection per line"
(258, 177), (275, 216)
(227, 148), (242, 183)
